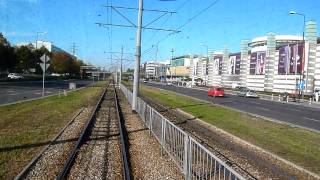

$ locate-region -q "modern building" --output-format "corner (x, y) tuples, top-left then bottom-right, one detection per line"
(16, 40), (74, 59)
(144, 61), (169, 79)
(189, 56), (208, 85)
(207, 20), (319, 95)
(169, 55), (192, 80)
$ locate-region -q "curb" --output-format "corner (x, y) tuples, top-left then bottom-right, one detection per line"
(149, 84), (320, 133)
(0, 86), (87, 107)
(151, 82), (320, 109)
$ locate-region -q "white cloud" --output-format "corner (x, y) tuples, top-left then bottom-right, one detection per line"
(0, 0), (39, 7)
(3, 31), (35, 37)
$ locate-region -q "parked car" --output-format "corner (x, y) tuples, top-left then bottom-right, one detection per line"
(238, 88), (258, 98)
(7, 73), (23, 80)
(50, 73), (61, 77)
(166, 82), (173, 86)
(208, 87), (225, 97)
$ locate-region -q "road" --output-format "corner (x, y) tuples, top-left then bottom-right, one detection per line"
(0, 80), (92, 105)
(145, 82), (320, 132)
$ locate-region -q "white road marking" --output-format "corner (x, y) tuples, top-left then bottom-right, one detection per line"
(284, 108), (303, 112)
(7, 90), (16, 93)
(34, 91), (54, 95)
(249, 101), (261, 105)
(304, 117), (320, 122)
(9, 93), (19, 96)
(256, 107), (271, 111)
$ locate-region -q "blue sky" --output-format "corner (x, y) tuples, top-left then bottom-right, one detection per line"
(1, 0), (319, 69)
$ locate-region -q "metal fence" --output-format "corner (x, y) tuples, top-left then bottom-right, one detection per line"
(120, 84), (245, 180)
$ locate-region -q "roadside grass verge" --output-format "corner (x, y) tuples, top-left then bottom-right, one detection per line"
(0, 84), (105, 179)
(139, 85), (320, 175)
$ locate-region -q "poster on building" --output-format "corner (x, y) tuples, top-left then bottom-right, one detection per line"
(278, 45), (289, 74)
(213, 56), (222, 75)
(235, 54), (241, 75)
(229, 55), (236, 74)
(278, 43), (304, 75)
(229, 54), (241, 75)
(256, 52), (266, 75)
(249, 52), (257, 75)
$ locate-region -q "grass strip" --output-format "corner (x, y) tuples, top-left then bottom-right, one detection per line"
(0, 84), (105, 179)
(139, 84), (320, 175)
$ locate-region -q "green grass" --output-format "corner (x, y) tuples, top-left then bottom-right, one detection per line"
(139, 85), (320, 175)
(0, 84), (105, 179)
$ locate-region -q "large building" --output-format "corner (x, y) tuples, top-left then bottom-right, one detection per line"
(207, 21), (319, 95)
(17, 40), (73, 56)
(144, 61), (169, 79)
(189, 56), (208, 85)
(169, 55), (192, 80)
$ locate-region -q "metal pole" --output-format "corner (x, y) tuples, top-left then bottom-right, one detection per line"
(132, 0), (143, 111)
(302, 15), (306, 100)
(119, 46), (123, 89)
(42, 55), (46, 97)
(36, 33), (38, 50)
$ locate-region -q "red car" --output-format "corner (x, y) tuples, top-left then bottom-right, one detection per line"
(208, 87), (225, 97)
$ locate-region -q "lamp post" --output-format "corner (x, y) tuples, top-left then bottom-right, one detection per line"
(200, 43), (209, 86)
(132, 0), (143, 111)
(36, 32), (47, 50)
(289, 10), (305, 101)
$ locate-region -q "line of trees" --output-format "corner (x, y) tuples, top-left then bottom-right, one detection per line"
(0, 33), (85, 78)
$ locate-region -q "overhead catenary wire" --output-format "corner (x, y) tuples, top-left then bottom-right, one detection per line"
(142, 0), (221, 58)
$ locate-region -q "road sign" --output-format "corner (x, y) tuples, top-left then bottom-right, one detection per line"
(40, 54), (50, 63)
(296, 81), (305, 90)
(40, 63), (50, 71)
(39, 54), (50, 97)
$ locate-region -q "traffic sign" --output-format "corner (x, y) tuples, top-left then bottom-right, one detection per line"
(39, 54), (50, 97)
(296, 81), (305, 90)
(40, 54), (50, 63)
(40, 63), (50, 71)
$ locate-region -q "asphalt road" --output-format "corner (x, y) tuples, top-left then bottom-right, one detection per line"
(145, 83), (320, 132)
(0, 80), (92, 105)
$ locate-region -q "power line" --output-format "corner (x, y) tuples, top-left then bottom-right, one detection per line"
(175, 0), (220, 31)
(142, 0), (221, 58)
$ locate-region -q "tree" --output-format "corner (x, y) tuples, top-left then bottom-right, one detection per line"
(15, 46), (34, 73)
(51, 52), (82, 77)
(0, 33), (16, 72)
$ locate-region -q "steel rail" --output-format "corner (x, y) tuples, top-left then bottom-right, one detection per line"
(56, 83), (110, 180)
(14, 108), (85, 180)
(114, 84), (132, 180)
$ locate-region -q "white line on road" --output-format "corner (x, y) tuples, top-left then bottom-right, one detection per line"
(284, 107), (303, 112)
(255, 107), (271, 111)
(304, 117), (320, 122)
(9, 93), (19, 96)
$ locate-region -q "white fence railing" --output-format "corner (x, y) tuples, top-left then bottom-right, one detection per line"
(120, 84), (245, 180)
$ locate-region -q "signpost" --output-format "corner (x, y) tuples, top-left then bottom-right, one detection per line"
(40, 54), (50, 97)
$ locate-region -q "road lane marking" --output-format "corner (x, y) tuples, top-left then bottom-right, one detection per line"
(255, 107), (271, 111)
(283, 107), (303, 112)
(304, 117), (320, 122)
(9, 93), (19, 96)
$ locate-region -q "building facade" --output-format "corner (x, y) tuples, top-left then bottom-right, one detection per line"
(207, 20), (319, 95)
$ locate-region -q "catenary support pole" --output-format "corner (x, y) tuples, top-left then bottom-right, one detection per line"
(119, 46), (123, 89)
(132, 0), (143, 111)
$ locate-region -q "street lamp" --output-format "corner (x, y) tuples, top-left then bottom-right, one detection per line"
(36, 31), (47, 50)
(200, 43), (209, 86)
(289, 10), (306, 100)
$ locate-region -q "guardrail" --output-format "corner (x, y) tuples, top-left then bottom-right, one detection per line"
(120, 84), (245, 180)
